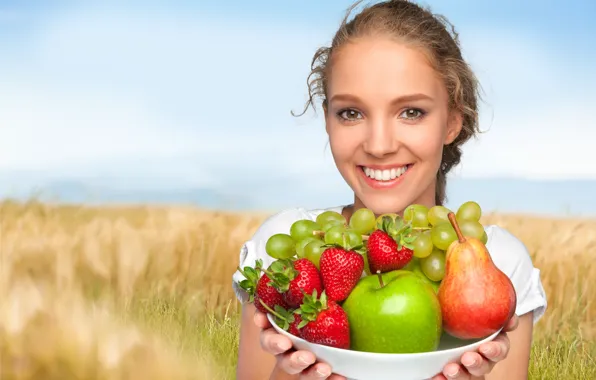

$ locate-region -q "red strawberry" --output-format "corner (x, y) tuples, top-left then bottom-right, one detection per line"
(367, 215), (414, 273)
(296, 289), (350, 349)
(237, 259), (288, 313)
(319, 247), (364, 302)
(265, 258), (324, 308)
(255, 274), (289, 313)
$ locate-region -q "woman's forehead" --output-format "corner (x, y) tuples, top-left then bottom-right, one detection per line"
(326, 37), (446, 101)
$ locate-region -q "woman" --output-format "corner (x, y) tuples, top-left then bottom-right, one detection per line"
(233, 1), (547, 379)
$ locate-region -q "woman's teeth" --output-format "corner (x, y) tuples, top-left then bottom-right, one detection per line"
(363, 166), (409, 181)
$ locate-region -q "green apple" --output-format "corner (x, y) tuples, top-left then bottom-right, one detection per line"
(404, 257), (441, 293)
(342, 270), (442, 353)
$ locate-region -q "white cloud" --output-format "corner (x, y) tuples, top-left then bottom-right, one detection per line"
(0, 5), (594, 193)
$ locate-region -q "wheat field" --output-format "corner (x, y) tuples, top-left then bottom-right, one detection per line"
(0, 199), (594, 379)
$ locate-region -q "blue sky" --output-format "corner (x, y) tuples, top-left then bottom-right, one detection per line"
(1, 0), (595, 214)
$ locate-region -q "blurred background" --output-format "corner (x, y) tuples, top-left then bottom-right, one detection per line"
(1, 0), (595, 217)
(1, 1), (595, 380)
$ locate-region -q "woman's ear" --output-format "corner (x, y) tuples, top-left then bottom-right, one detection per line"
(445, 110), (463, 144)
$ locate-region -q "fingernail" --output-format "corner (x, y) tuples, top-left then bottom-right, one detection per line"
(481, 346), (494, 356)
(316, 368), (330, 377)
(462, 356), (477, 367)
(297, 355), (311, 365)
(275, 341), (290, 352)
(446, 367), (459, 377)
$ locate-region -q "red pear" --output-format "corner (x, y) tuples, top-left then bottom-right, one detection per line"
(437, 213), (517, 340)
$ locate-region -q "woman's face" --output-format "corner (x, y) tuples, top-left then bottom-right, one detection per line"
(324, 36), (462, 216)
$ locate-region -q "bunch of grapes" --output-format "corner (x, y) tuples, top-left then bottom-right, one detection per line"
(265, 208), (377, 269)
(401, 201), (487, 284)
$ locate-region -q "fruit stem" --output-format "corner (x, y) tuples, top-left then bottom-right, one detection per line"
(447, 212), (466, 243)
(376, 270), (385, 288)
(259, 299), (287, 320)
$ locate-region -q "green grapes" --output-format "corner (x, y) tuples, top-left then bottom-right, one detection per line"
(304, 239), (326, 268)
(456, 201), (482, 222)
(458, 220), (486, 242)
(420, 248), (446, 282)
(404, 204), (430, 227)
(290, 219), (321, 242)
(349, 208), (376, 235)
(430, 222), (457, 251)
(316, 211), (345, 227)
(412, 230), (433, 258)
(427, 206), (452, 226)
(324, 224), (347, 246)
(265, 233), (296, 259)
(296, 236), (319, 257)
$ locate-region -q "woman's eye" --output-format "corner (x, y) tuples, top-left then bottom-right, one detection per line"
(400, 108), (424, 119)
(338, 109), (363, 121)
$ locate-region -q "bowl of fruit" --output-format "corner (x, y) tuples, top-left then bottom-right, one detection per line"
(237, 202), (517, 380)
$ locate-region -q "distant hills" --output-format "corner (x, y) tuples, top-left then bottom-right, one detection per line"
(1, 174), (595, 218)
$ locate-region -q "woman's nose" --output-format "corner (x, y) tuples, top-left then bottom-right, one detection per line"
(362, 119), (399, 158)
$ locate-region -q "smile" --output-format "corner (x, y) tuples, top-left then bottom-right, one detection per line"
(358, 164), (412, 189)
(361, 165), (410, 181)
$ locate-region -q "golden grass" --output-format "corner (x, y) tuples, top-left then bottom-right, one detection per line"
(0, 198), (594, 379)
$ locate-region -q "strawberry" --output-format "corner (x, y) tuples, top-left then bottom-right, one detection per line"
(237, 259), (288, 313)
(367, 215), (415, 273)
(296, 289), (350, 349)
(319, 246), (364, 302)
(264, 258), (324, 308)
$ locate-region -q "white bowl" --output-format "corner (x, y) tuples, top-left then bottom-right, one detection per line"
(268, 313), (501, 380)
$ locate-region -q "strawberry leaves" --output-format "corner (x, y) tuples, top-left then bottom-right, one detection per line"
(295, 289), (327, 329)
(376, 214), (417, 251)
(236, 259), (264, 302)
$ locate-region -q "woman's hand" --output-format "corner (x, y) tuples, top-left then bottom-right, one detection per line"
(432, 315), (520, 380)
(254, 310), (346, 379)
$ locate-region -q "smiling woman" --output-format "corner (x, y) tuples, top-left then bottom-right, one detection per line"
(233, 1), (547, 380)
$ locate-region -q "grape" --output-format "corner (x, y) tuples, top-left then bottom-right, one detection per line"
(322, 220), (345, 233)
(412, 230), (433, 258)
(349, 208), (376, 235)
(324, 224), (347, 246)
(304, 240), (326, 268)
(290, 219), (321, 242)
(430, 222), (457, 251)
(345, 229), (363, 247)
(420, 248), (446, 282)
(316, 210), (345, 227)
(404, 204), (430, 227)
(296, 236), (319, 257)
(427, 206), (452, 226)
(459, 220), (486, 241)
(266, 233), (296, 259)
(456, 201), (482, 222)
(480, 231), (488, 244)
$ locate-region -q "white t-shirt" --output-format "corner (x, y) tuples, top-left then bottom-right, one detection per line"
(232, 205), (548, 324)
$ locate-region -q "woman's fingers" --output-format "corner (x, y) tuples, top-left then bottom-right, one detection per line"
(275, 350), (317, 375)
(460, 352), (493, 377)
(253, 310), (271, 329)
(298, 362), (338, 379)
(478, 332), (511, 363)
(504, 314), (519, 332)
(260, 327), (293, 355)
